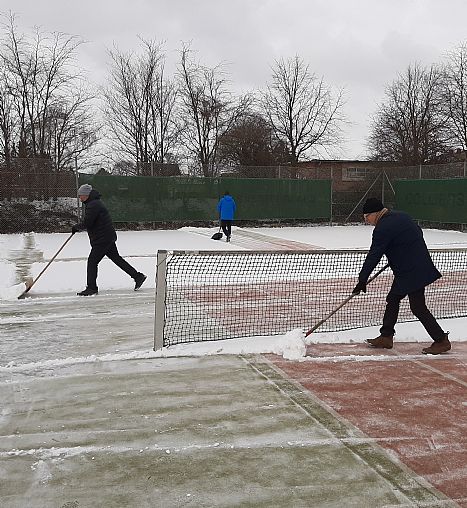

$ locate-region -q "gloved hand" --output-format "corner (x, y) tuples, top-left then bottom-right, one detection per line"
(352, 280), (367, 294)
(71, 225), (80, 234)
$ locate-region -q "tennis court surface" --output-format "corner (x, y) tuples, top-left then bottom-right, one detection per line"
(1, 342), (465, 506)
(1, 226), (466, 506)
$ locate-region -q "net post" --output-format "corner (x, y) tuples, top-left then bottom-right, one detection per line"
(154, 250), (167, 351)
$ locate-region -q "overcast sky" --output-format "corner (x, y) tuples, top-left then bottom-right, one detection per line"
(3, 0), (467, 160)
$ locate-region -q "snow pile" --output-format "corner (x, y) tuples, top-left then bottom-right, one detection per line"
(270, 329), (307, 360)
(155, 329), (308, 360)
(0, 330), (308, 372)
(0, 281), (28, 300)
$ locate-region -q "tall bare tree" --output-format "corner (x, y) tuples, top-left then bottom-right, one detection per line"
(103, 39), (180, 175)
(368, 63), (448, 164)
(440, 43), (467, 152)
(260, 56), (345, 168)
(0, 13), (98, 169)
(178, 44), (250, 177)
(44, 93), (99, 171)
(0, 57), (15, 166)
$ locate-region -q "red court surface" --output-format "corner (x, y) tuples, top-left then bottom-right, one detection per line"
(268, 341), (467, 507)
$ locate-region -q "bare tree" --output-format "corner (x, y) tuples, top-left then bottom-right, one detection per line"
(0, 57), (16, 166)
(45, 92), (100, 171)
(103, 39), (180, 175)
(440, 43), (467, 152)
(217, 111), (289, 168)
(368, 63), (448, 164)
(0, 13), (99, 169)
(260, 56), (345, 169)
(178, 44), (251, 177)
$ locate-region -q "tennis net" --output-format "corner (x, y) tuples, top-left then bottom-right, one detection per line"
(154, 249), (467, 348)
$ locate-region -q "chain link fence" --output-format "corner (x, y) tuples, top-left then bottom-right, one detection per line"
(0, 158), (80, 233)
(296, 161), (467, 223)
(1, 158), (466, 233)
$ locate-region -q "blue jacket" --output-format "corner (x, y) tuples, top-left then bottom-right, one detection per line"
(217, 195), (236, 220)
(359, 210), (441, 295)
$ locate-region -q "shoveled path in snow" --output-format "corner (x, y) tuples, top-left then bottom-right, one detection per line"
(0, 288), (155, 366)
(189, 227), (323, 250)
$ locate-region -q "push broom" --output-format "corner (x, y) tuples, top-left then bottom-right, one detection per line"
(18, 232), (76, 299)
(305, 263), (390, 337)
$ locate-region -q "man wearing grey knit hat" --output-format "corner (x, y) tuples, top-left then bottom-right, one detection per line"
(77, 184), (92, 196)
(72, 185), (146, 296)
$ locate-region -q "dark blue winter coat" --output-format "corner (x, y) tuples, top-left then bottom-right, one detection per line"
(75, 190), (117, 246)
(217, 195), (236, 220)
(359, 210), (441, 295)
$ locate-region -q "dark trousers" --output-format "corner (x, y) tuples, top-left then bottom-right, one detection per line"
(87, 242), (138, 289)
(220, 220), (232, 237)
(380, 287), (445, 341)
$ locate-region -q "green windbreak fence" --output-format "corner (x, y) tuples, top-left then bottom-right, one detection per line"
(78, 174), (331, 222)
(395, 178), (467, 223)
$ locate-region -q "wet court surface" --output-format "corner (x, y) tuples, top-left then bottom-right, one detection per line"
(270, 342), (467, 507)
(0, 289), (155, 365)
(1, 353), (459, 508)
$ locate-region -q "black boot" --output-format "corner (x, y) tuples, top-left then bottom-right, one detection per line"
(77, 287), (98, 296)
(134, 273), (147, 291)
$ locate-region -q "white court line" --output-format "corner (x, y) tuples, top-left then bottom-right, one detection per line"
(406, 356), (467, 388)
(302, 353), (464, 363)
(0, 435), (431, 461)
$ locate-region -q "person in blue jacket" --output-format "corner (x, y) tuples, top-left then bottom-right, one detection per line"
(217, 191), (236, 242)
(352, 197), (451, 355)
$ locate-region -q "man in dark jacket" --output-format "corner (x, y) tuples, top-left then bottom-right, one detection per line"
(352, 197), (451, 355)
(72, 184), (146, 296)
(217, 191), (236, 242)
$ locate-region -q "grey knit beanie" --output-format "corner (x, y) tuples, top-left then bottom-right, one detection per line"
(77, 184), (92, 196)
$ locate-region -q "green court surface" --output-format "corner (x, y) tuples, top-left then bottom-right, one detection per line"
(0, 354), (453, 508)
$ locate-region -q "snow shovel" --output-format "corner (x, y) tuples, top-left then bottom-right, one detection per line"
(18, 232), (76, 299)
(305, 263), (390, 337)
(211, 225), (223, 241)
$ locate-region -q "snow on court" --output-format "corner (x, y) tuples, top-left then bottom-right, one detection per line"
(244, 224), (467, 249)
(0, 281), (30, 300)
(1, 225), (466, 366)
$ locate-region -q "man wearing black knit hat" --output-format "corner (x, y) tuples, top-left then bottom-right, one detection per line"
(352, 197), (451, 355)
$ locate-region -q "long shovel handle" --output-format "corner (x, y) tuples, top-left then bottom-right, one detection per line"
(18, 232), (75, 299)
(305, 263), (390, 337)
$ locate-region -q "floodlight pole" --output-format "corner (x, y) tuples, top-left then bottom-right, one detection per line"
(154, 250), (167, 351)
(74, 155), (80, 218)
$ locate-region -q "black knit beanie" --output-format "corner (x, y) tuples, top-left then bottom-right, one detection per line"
(362, 198), (384, 214)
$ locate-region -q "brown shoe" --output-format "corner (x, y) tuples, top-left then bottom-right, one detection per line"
(422, 335), (451, 355)
(366, 335), (394, 349)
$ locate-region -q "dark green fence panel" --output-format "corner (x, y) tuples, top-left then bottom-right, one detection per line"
(78, 174), (331, 222)
(217, 178), (330, 220)
(78, 175), (218, 222)
(395, 179), (467, 223)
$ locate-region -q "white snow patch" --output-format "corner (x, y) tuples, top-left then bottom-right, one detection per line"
(0, 281), (29, 300)
(270, 329), (306, 360)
